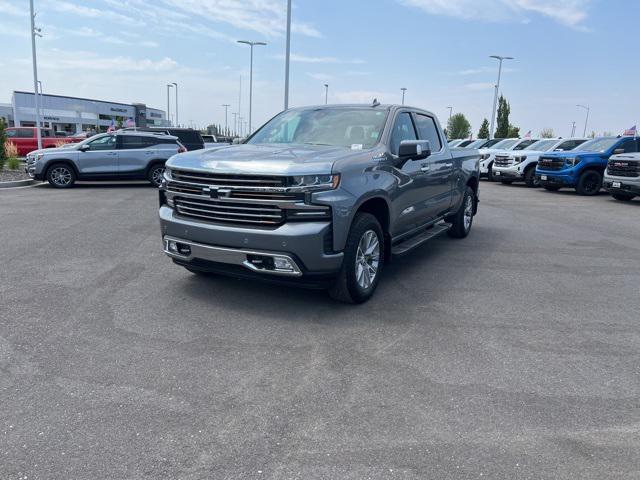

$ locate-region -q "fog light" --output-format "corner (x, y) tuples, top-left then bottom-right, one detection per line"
(274, 257), (294, 271)
(167, 197), (175, 208)
(168, 240), (178, 253)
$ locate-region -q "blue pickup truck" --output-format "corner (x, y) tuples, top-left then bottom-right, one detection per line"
(536, 136), (640, 195)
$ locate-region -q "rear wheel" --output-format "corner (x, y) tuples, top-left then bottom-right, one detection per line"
(446, 186), (475, 239)
(148, 163), (166, 187)
(46, 163), (76, 188)
(524, 167), (539, 187)
(611, 193), (636, 201)
(329, 213), (384, 304)
(576, 170), (602, 196)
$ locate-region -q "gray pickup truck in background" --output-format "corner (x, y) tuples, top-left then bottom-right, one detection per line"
(159, 104), (480, 303)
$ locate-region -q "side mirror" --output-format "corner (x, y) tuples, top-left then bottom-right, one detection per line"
(79, 145), (90, 152)
(613, 148), (625, 155)
(398, 140), (431, 160)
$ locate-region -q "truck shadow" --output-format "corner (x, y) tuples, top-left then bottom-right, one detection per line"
(41, 182), (155, 189)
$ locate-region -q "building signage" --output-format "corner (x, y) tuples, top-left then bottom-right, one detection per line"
(110, 107), (128, 113)
(149, 112), (162, 118)
(44, 116), (61, 121)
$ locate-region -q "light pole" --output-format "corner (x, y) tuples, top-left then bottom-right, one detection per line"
(401, 88), (407, 105)
(284, 0), (292, 110)
(237, 40), (267, 135)
(232, 112), (238, 137)
(221, 104), (230, 135)
(577, 104), (590, 137)
(571, 121), (576, 137)
(172, 82), (178, 127)
(30, 0), (43, 150)
(238, 116), (243, 137)
(489, 55), (514, 139)
(166, 84), (173, 127)
(324, 84), (329, 104)
(447, 106), (453, 120)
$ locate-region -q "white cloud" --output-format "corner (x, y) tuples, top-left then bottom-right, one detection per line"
(464, 82), (496, 91)
(48, 0), (143, 26)
(306, 73), (334, 82)
(399, 0), (590, 29)
(0, 1), (27, 16)
(333, 90), (395, 104)
(281, 54), (366, 65)
(23, 49), (179, 72)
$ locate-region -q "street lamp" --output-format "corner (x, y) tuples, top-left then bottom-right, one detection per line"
(232, 112), (238, 137)
(166, 84), (173, 127)
(489, 55), (514, 139)
(401, 87), (407, 105)
(324, 84), (329, 105)
(571, 121), (576, 137)
(577, 104), (590, 137)
(221, 104), (230, 135)
(284, 0), (292, 110)
(30, 0), (43, 149)
(172, 82), (178, 127)
(447, 106), (453, 120)
(237, 40), (267, 135)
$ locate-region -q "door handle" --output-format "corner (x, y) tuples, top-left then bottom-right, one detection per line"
(445, 163), (453, 168)
(420, 165), (430, 172)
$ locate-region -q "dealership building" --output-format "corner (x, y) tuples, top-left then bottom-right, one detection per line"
(0, 91), (168, 133)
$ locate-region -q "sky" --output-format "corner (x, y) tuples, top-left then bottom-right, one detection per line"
(0, 0), (638, 137)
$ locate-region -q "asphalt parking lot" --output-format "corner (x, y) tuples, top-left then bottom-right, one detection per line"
(1, 181), (639, 479)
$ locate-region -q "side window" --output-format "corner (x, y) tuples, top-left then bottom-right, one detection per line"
(120, 136), (155, 149)
(7, 129), (16, 138)
(14, 129), (34, 138)
(389, 112), (417, 155)
(618, 139), (637, 153)
(414, 114), (442, 151)
(86, 135), (116, 151)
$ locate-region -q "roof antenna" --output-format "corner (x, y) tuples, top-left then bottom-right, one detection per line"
(372, 98), (380, 107)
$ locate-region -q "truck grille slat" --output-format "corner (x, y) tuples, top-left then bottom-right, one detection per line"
(494, 156), (513, 167)
(607, 159), (640, 178)
(176, 203), (282, 220)
(538, 157), (565, 171)
(171, 169), (286, 187)
(176, 198), (281, 215)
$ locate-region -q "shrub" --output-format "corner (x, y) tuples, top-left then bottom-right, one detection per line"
(7, 156), (20, 170)
(55, 140), (67, 148)
(2, 142), (19, 171)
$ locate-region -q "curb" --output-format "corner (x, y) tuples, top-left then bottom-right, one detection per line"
(0, 178), (37, 189)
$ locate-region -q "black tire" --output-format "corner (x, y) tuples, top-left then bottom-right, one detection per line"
(329, 213), (384, 304)
(543, 186), (560, 192)
(148, 163), (166, 187)
(46, 163), (76, 188)
(446, 186), (475, 239)
(611, 193), (636, 201)
(486, 162), (495, 182)
(576, 170), (602, 196)
(524, 167), (539, 187)
(500, 180), (513, 185)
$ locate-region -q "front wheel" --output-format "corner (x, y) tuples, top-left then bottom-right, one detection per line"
(524, 167), (539, 187)
(148, 163), (166, 187)
(446, 186), (475, 239)
(576, 170), (602, 196)
(611, 193), (636, 201)
(329, 213), (384, 304)
(486, 162), (495, 182)
(46, 163), (76, 188)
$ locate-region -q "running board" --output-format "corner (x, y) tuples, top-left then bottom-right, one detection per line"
(391, 222), (451, 256)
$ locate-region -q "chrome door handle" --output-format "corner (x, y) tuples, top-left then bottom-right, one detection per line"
(420, 165), (430, 172)
(445, 163), (453, 168)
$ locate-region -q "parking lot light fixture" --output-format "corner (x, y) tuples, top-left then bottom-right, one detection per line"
(222, 104), (230, 135)
(577, 105), (590, 137)
(447, 106), (453, 120)
(489, 55), (514, 139)
(324, 84), (329, 105)
(237, 40), (267, 135)
(172, 82), (178, 127)
(166, 84), (173, 127)
(30, 0), (43, 150)
(284, 0), (292, 110)
(401, 88), (407, 105)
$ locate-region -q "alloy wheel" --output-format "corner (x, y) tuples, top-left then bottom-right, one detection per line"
(51, 167), (72, 186)
(355, 229), (380, 290)
(151, 167), (165, 186)
(463, 195), (473, 231)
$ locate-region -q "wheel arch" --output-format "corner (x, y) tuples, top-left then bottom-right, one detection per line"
(352, 195), (392, 262)
(44, 159), (79, 178)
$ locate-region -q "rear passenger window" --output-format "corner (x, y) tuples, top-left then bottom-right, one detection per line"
(618, 139), (637, 153)
(414, 114), (442, 151)
(390, 112), (417, 155)
(120, 136), (155, 149)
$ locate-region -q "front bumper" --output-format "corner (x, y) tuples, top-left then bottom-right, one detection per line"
(604, 176), (640, 196)
(159, 206), (344, 277)
(536, 171), (574, 188)
(492, 167), (523, 180)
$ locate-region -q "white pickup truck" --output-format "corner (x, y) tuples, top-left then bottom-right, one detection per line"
(492, 138), (588, 187)
(478, 138), (535, 181)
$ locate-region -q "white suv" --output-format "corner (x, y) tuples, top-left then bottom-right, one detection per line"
(492, 138), (588, 187)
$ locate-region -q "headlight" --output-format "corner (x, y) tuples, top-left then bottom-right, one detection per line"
(513, 156), (527, 164)
(480, 153), (491, 160)
(289, 174), (340, 191)
(566, 157), (581, 166)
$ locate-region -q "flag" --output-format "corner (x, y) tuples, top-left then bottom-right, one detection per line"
(623, 125), (637, 136)
(125, 118), (135, 128)
(107, 119), (116, 132)
(524, 130), (532, 139)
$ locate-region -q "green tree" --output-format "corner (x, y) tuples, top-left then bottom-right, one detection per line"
(478, 118), (490, 139)
(507, 125), (520, 138)
(495, 95), (510, 138)
(447, 113), (472, 139)
(540, 128), (554, 138)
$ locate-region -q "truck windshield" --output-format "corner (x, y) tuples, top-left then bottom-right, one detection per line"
(577, 137), (619, 152)
(248, 108), (388, 149)
(490, 139), (517, 150)
(526, 139), (557, 151)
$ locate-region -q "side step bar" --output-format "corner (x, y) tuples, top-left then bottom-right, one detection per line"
(391, 222), (451, 256)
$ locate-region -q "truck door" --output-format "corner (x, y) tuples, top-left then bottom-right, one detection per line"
(412, 113), (453, 218)
(389, 111), (435, 236)
(76, 134), (118, 176)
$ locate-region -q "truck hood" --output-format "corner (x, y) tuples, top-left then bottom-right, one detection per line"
(166, 143), (362, 176)
(541, 149), (599, 159)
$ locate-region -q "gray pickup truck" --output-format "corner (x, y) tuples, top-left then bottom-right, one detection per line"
(159, 104), (480, 303)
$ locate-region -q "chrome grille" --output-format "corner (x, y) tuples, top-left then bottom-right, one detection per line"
(538, 157), (565, 171)
(607, 159), (640, 178)
(494, 156), (513, 167)
(174, 197), (284, 226)
(170, 169), (286, 188)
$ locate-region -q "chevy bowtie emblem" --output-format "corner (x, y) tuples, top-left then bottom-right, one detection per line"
(205, 187), (231, 199)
